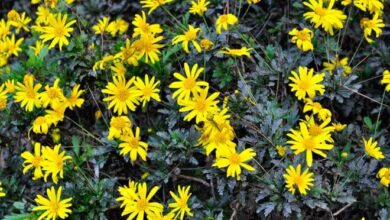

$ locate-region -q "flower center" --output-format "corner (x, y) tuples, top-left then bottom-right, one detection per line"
(294, 175), (303, 186)
(183, 78), (195, 90)
(55, 26), (66, 37)
(35, 116), (47, 125)
(312, 102), (322, 110)
(297, 79), (311, 90)
(50, 201), (59, 214)
(177, 198), (187, 209)
(129, 138), (139, 149)
(32, 156), (43, 167)
(26, 87), (37, 99)
(309, 124), (322, 136)
(303, 138), (315, 150)
(219, 15), (228, 23)
(229, 153), (241, 165)
(315, 7), (327, 16)
(195, 99), (206, 112)
(136, 199), (148, 211)
(142, 86), (153, 97)
(297, 31), (309, 41)
(111, 118), (127, 129)
(116, 88), (130, 102)
(185, 30), (197, 41)
(47, 88), (59, 99)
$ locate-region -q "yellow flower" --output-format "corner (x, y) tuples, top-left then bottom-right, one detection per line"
(172, 25), (202, 53)
(213, 148), (256, 180)
(2, 34), (24, 57)
(360, 14), (385, 43)
(354, 0), (384, 14)
(323, 55), (352, 75)
(283, 164), (314, 195)
(289, 28), (314, 52)
(169, 62), (209, 101)
(132, 11), (163, 38)
(247, 0), (261, 3)
(51, 128), (61, 143)
(168, 185), (193, 220)
(92, 16), (110, 35)
(102, 75), (139, 115)
(95, 110), (102, 120)
(111, 62), (127, 77)
(0, 182), (5, 198)
(332, 122), (346, 132)
(190, 0), (210, 16)
(45, 102), (67, 126)
(39, 78), (65, 108)
(304, 116), (334, 142)
(41, 144), (72, 184)
(363, 137), (384, 160)
(203, 127), (236, 157)
(287, 122), (333, 167)
(377, 167), (390, 187)
(0, 19), (11, 39)
(14, 75), (42, 111)
(119, 127), (148, 161)
(114, 39), (139, 66)
(120, 182), (163, 219)
(200, 38), (214, 51)
(39, 13), (76, 50)
(216, 14), (238, 34)
(289, 66), (325, 100)
(0, 84), (7, 110)
(381, 70), (390, 91)
(276, 145), (286, 157)
(93, 55), (116, 71)
(117, 180), (137, 208)
(134, 74), (161, 107)
(32, 116), (51, 134)
(7, 10), (20, 22)
(147, 212), (175, 220)
(219, 47), (252, 57)
(30, 40), (46, 56)
(36, 6), (51, 25)
(44, 0), (58, 8)
(303, 0), (346, 36)
(21, 142), (45, 180)
(140, 0), (174, 14)
(133, 34), (164, 64)
(33, 186), (72, 220)
(108, 116), (132, 140)
(65, 84), (84, 110)
(303, 99), (332, 121)
(107, 18), (129, 36)
(179, 87), (220, 124)
(10, 12), (31, 34)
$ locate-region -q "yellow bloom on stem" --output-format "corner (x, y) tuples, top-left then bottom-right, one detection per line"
(172, 25), (202, 53)
(133, 34), (164, 64)
(0, 84), (7, 110)
(289, 66), (325, 100)
(111, 62), (127, 77)
(30, 40), (46, 56)
(102, 75), (139, 115)
(32, 116), (52, 134)
(289, 28), (314, 52)
(354, 0), (384, 14)
(107, 18), (129, 36)
(332, 122), (346, 132)
(303, 99), (332, 121)
(323, 55), (352, 75)
(108, 116), (132, 140)
(213, 148), (256, 180)
(93, 55), (116, 71)
(33, 186), (72, 220)
(0, 182), (5, 198)
(168, 185), (193, 220)
(115, 39), (139, 66)
(276, 145), (287, 157)
(169, 62), (209, 102)
(39, 13), (76, 50)
(363, 137), (384, 160)
(92, 16), (110, 35)
(15, 75), (42, 112)
(39, 78), (65, 108)
(247, 0), (261, 3)
(65, 84), (84, 110)
(287, 122), (333, 167)
(360, 14), (385, 43)
(303, 0), (346, 36)
(7, 10), (20, 22)
(200, 38), (214, 51)
(380, 70), (390, 91)
(10, 12), (31, 34)
(377, 167), (390, 187)
(0, 19), (11, 39)
(216, 14), (238, 34)
(45, 102), (67, 126)
(140, 0), (174, 14)
(179, 87), (220, 124)
(4, 79), (15, 93)
(132, 11), (163, 38)
(219, 47), (252, 57)
(134, 74), (161, 107)
(190, 0), (210, 16)
(36, 6), (51, 25)
(203, 127), (236, 157)
(119, 127), (148, 161)
(21, 142), (45, 180)
(283, 164), (314, 195)
(44, 0), (58, 8)
(117, 180), (137, 208)
(304, 116), (334, 143)
(2, 34), (24, 57)
(120, 182), (163, 219)
(41, 144), (72, 184)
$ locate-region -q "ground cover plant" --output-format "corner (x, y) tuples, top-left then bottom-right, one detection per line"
(0, 0), (390, 219)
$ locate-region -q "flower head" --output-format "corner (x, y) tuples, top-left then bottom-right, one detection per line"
(219, 47), (252, 57)
(289, 66), (325, 100)
(213, 148), (256, 180)
(41, 144), (72, 184)
(118, 127), (148, 161)
(377, 167), (390, 187)
(381, 70), (390, 91)
(92, 17), (110, 35)
(172, 25), (202, 53)
(283, 164), (314, 195)
(0, 182), (5, 198)
(133, 34), (164, 64)
(21, 142), (45, 180)
(39, 78), (65, 108)
(363, 137), (384, 160)
(132, 11), (163, 38)
(33, 186), (72, 220)
(216, 14), (238, 34)
(134, 74), (161, 107)
(276, 145), (287, 157)
(289, 28), (313, 52)
(39, 13), (76, 50)
(65, 84), (84, 110)
(190, 0), (210, 16)
(141, 0), (174, 14)
(15, 75), (42, 112)
(108, 116), (132, 140)
(168, 185), (193, 220)
(323, 55), (352, 76)
(360, 14), (385, 43)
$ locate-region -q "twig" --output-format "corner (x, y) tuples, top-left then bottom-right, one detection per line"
(177, 174), (210, 187)
(341, 85), (390, 108)
(333, 202), (355, 216)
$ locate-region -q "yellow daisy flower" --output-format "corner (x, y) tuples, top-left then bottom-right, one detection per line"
(219, 47), (252, 57)
(377, 167), (390, 187)
(111, 62), (127, 77)
(172, 25), (202, 53)
(10, 12), (31, 34)
(39, 78), (65, 108)
(117, 180), (137, 208)
(380, 70), (390, 91)
(332, 122), (346, 132)
(283, 164), (314, 195)
(134, 74), (161, 107)
(92, 16), (110, 35)
(200, 38), (214, 51)
(0, 19), (11, 39)
(303, 99), (332, 121)
(4, 79), (15, 93)
(189, 0), (210, 16)
(14, 75), (42, 112)
(39, 13), (76, 50)
(289, 66), (325, 100)
(108, 116), (132, 140)
(107, 18), (129, 36)
(30, 40), (46, 56)
(0, 84), (7, 110)
(65, 84), (84, 110)
(363, 137), (384, 160)
(133, 34), (164, 64)
(276, 145), (287, 157)
(213, 148), (256, 180)
(289, 28), (314, 52)
(216, 14), (238, 34)
(33, 186), (72, 220)
(323, 55), (352, 76)
(102, 75), (139, 115)
(115, 39), (139, 66)
(41, 144), (72, 184)
(140, 0), (174, 14)
(360, 14), (385, 43)
(168, 185), (193, 220)
(2, 34), (24, 57)
(119, 127), (148, 161)
(32, 116), (52, 134)
(21, 142), (45, 180)
(132, 11), (163, 38)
